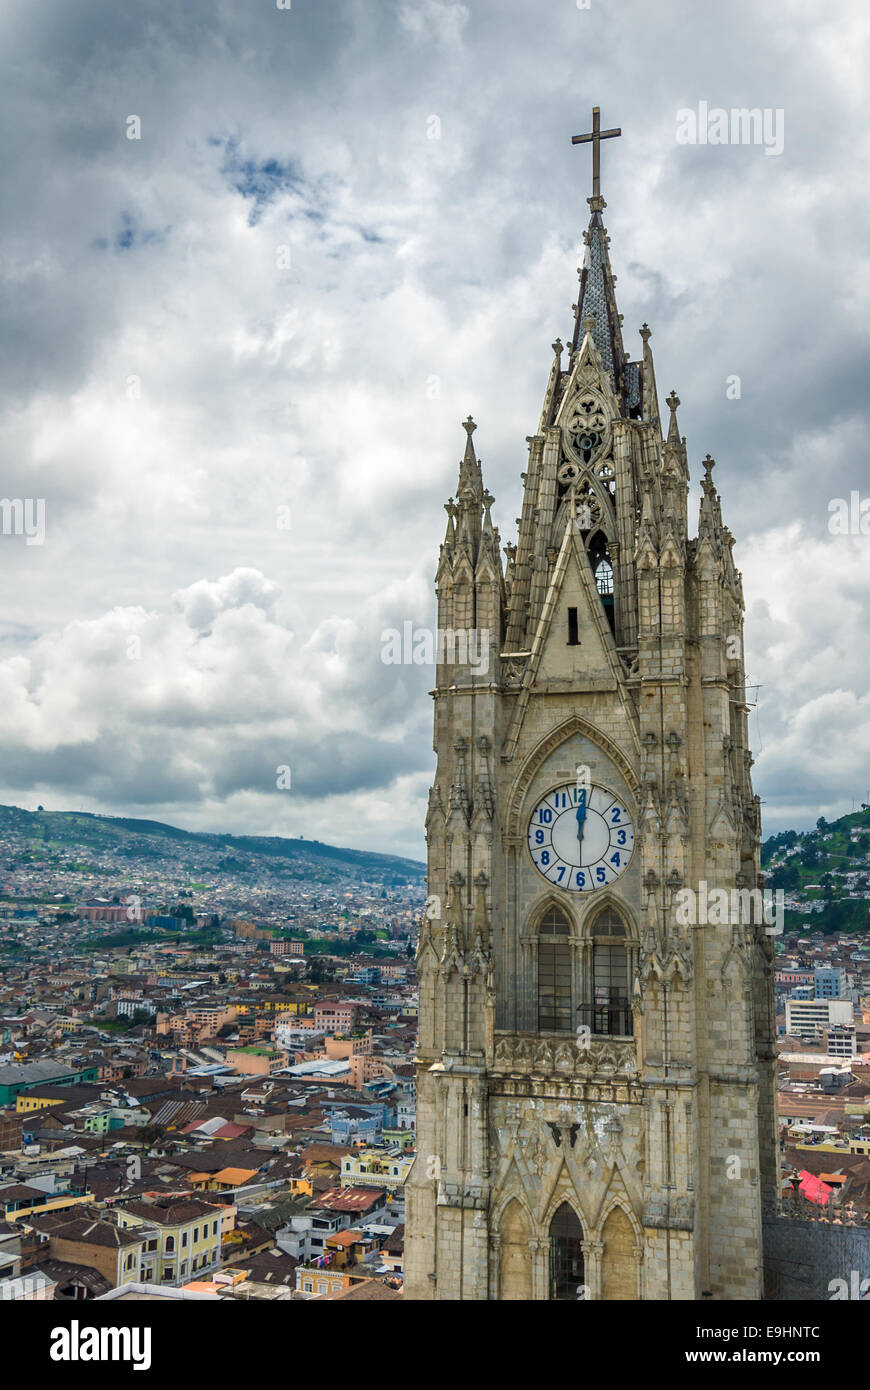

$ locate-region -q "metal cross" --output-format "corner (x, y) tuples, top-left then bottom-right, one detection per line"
(571, 106), (621, 199)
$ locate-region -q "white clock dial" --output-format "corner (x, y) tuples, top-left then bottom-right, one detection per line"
(527, 782), (634, 893)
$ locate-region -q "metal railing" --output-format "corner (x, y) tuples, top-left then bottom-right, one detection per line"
(576, 998), (633, 1037)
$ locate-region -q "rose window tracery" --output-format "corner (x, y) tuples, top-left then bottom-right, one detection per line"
(565, 395), (609, 465)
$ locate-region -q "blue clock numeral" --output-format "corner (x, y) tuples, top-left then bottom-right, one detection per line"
(539, 808), (553, 824)
(575, 871), (586, 889)
(540, 851), (550, 866)
(535, 830), (545, 845)
(596, 866), (606, 883)
(610, 852), (621, 867)
(610, 807), (622, 824)
(555, 866), (566, 882)
(616, 829), (627, 845)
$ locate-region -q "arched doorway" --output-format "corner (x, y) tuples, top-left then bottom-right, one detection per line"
(548, 1202), (585, 1300)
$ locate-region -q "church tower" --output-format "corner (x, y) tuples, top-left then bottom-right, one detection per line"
(404, 112), (778, 1301)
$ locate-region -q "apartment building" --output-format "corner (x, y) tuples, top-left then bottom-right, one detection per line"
(116, 1198), (223, 1286)
(785, 997), (853, 1039)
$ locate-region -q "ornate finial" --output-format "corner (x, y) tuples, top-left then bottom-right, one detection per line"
(581, 313), (596, 336)
(462, 415), (476, 437)
(552, 338), (563, 359)
(701, 454), (717, 497)
(666, 389), (680, 412)
(639, 323), (651, 343)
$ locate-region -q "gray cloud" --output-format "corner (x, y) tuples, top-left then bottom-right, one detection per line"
(0, 0), (868, 854)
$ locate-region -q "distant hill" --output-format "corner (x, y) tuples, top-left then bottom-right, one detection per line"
(763, 804), (870, 934)
(0, 803), (425, 888)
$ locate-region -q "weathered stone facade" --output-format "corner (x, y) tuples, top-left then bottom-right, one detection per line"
(404, 186), (778, 1301)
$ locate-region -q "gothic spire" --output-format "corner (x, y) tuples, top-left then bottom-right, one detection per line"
(699, 454), (719, 530)
(640, 323), (661, 431)
(436, 418), (505, 663)
(663, 389), (689, 482)
(570, 198), (627, 394)
(666, 389), (682, 451)
(457, 415), (483, 501)
(569, 106), (626, 387)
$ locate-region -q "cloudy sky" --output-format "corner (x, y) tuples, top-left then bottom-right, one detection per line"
(0, 0), (868, 861)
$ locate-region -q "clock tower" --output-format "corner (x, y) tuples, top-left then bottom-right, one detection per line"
(404, 113), (778, 1301)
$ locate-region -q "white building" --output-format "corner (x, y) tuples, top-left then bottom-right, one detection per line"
(785, 998), (853, 1039)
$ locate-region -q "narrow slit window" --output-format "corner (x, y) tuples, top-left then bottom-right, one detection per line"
(567, 607), (579, 645)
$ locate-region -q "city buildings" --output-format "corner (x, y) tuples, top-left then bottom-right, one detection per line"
(0, 811), (421, 1300)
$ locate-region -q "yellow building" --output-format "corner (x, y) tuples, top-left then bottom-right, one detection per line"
(2, 1190), (92, 1222)
(16, 1092), (70, 1114)
(235, 998), (308, 1016)
(297, 1267), (358, 1297)
(116, 1198), (224, 1286)
(341, 1147), (414, 1190)
(200, 1167), (258, 1192)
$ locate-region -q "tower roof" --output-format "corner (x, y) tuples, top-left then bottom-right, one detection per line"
(538, 189), (646, 429)
(572, 204), (619, 368)
(457, 415), (483, 500)
(565, 199), (641, 415)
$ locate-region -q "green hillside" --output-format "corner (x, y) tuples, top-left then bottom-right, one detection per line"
(763, 805), (870, 935)
(0, 803), (425, 888)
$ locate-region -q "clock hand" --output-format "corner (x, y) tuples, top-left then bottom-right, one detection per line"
(575, 790), (588, 844)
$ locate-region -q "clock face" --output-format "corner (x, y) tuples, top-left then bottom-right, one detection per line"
(527, 782), (634, 893)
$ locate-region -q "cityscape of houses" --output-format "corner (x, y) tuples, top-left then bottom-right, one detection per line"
(2, 806), (870, 1301)
(0, 808), (422, 1302)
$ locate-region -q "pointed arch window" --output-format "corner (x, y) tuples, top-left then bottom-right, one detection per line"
(549, 1203), (585, 1300)
(594, 557), (613, 596)
(587, 531), (615, 632)
(537, 906), (572, 1033)
(579, 906), (633, 1037)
